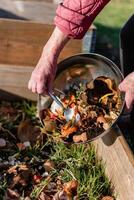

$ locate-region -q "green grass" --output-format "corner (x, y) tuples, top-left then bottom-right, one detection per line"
(0, 101), (114, 199)
(0, 179), (7, 200)
(49, 142), (113, 200)
(94, 0), (134, 48)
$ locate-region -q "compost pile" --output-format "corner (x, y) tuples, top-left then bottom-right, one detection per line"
(0, 100), (115, 200)
(42, 76), (122, 143)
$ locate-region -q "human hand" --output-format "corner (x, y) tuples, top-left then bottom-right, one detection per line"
(119, 72), (134, 110)
(28, 27), (70, 95)
(28, 48), (57, 95)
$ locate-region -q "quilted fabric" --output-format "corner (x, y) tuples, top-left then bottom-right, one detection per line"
(54, 0), (111, 39)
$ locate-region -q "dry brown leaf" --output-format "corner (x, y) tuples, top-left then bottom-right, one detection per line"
(3, 188), (20, 200)
(87, 111), (97, 119)
(96, 77), (116, 92)
(97, 115), (110, 130)
(43, 160), (54, 172)
(73, 132), (88, 143)
(61, 122), (78, 138)
(109, 111), (118, 120)
(17, 120), (42, 145)
(86, 80), (94, 89)
(96, 77), (120, 105)
(88, 77), (118, 103)
(53, 191), (70, 200)
(63, 180), (78, 197)
(8, 166), (18, 174)
(42, 75), (121, 142)
(43, 118), (56, 132)
(38, 192), (51, 200)
(12, 170), (31, 188)
(101, 196), (114, 200)
(12, 175), (22, 187)
(7, 164), (31, 188)
(24, 197), (31, 200)
(61, 126), (78, 138)
(53, 180), (78, 200)
(8, 164), (29, 174)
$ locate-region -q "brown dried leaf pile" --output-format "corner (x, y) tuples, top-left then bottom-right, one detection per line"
(42, 76), (122, 143)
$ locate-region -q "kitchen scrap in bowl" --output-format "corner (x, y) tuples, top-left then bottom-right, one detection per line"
(38, 53), (125, 143)
(41, 76), (122, 143)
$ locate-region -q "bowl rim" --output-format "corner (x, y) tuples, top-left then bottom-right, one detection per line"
(38, 53), (125, 144)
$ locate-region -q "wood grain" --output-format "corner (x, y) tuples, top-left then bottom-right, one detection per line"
(13, 0), (57, 24)
(0, 64), (36, 100)
(0, 19), (90, 66)
(93, 126), (134, 200)
(0, 18), (95, 100)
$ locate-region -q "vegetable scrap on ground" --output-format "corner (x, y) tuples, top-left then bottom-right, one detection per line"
(0, 99), (115, 199)
(42, 76), (122, 143)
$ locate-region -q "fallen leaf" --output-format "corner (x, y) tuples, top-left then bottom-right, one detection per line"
(96, 77), (116, 93)
(61, 123), (78, 138)
(43, 117), (56, 132)
(44, 160), (54, 172)
(73, 132), (88, 143)
(7, 164), (31, 188)
(101, 196), (114, 200)
(11, 170), (31, 188)
(8, 166), (18, 174)
(38, 192), (51, 200)
(53, 191), (69, 200)
(97, 115), (110, 130)
(8, 164), (29, 174)
(24, 197), (31, 200)
(3, 188), (20, 200)
(63, 180), (78, 197)
(17, 120), (42, 145)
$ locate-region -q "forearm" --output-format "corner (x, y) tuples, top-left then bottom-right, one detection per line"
(28, 27), (70, 94)
(41, 26), (70, 59)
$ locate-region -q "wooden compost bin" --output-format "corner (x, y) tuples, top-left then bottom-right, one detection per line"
(0, 18), (134, 200)
(0, 18), (96, 101)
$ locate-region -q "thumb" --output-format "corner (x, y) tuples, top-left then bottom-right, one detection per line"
(118, 81), (126, 92)
(125, 91), (134, 111)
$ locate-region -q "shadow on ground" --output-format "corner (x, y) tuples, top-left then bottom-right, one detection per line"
(0, 8), (27, 20)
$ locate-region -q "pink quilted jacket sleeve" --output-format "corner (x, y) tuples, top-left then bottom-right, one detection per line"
(54, 0), (110, 39)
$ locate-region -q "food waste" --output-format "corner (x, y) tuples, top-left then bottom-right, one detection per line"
(42, 76), (122, 143)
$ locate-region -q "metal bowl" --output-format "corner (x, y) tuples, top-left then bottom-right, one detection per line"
(38, 53), (125, 143)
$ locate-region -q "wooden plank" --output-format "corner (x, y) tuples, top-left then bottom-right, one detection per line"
(0, 0), (17, 13)
(93, 126), (134, 200)
(0, 64), (37, 100)
(0, 19), (95, 100)
(13, 1), (57, 24)
(0, 19), (92, 66)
